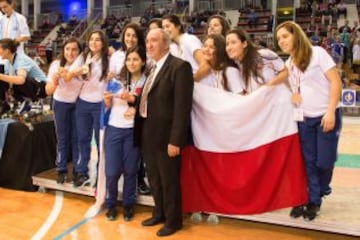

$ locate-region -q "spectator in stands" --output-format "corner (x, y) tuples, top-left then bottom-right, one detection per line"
(261, 0), (267, 10)
(108, 22), (151, 196)
(321, 5), (333, 25)
(267, 15), (274, 32)
(339, 19), (351, 33)
(45, 37), (83, 184)
(225, 28), (286, 94)
(33, 51), (45, 67)
(40, 15), (52, 29)
(331, 35), (345, 69)
(71, 30), (109, 188)
(162, 14), (211, 82)
(340, 27), (351, 63)
(352, 38), (360, 73)
(103, 45), (147, 222)
(247, 8), (257, 28)
(310, 29), (321, 46)
(0, 38), (47, 114)
(206, 14), (230, 36)
(69, 14), (78, 26)
(275, 21), (342, 222)
(57, 24), (66, 38)
(311, 1), (319, 17)
(45, 39), (53, 64)
(337, 0), (347, 18)
(0, 0), (31, 54)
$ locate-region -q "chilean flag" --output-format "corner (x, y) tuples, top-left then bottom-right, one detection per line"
(181, 83), (308, 214)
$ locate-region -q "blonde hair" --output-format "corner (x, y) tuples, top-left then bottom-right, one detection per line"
(276, 21), (312, 71)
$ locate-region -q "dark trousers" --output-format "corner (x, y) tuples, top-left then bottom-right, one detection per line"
(104, 126), (140, 208)
(297, 108), (342, 205)
(0, 78), (46, 102)
(75, 98), (101, 175)
(144, 149), (182, 229)
(53, 99), (78, 173)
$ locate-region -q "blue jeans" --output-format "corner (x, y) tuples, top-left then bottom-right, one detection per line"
(297, 108), (342, 205)
(53, 99), (78, 172)
(75, 98), (101, 175)
(104, 126), (140, 208)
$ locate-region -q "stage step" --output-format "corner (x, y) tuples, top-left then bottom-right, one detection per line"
(32, 168), (360, 237)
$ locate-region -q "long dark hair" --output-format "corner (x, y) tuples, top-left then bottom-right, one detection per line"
(162, 14), (185, 34)
(59, 37), (82, 67)
(83, 30), (109, 81)
(227, 28), (264, 91)
(118, 46), (147, 87)
(120, 23), (146, 51)
(203, 34), (237, 91)
(206, 15), (230, 36)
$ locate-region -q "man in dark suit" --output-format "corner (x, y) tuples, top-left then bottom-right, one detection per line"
(138, 28), (194, 237)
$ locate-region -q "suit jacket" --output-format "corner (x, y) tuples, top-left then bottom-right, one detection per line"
(134, 54), (194, 152)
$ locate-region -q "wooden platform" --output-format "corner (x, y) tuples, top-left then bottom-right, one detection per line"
(32, 167), (360, 237)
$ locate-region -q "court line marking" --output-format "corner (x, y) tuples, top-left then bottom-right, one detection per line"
(53, 217), (92, 240)
(31, 190), (64, 240)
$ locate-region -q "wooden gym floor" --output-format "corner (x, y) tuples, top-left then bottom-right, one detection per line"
(0, 116), (359, 240)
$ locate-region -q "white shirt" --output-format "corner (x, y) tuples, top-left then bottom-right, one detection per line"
(286, 46), (338, 117)
(237, 48), (285, 93)
(109, 50), (125, 76)
(169, 33), (202, 73)
(74, 55), (106, 103)
(47, 60), (83, 103)
(109, 75), (146, 128)
(208, 67), (242, 93)
(0, 11), (31, 54)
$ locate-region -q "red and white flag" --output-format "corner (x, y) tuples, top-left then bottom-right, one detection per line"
(181, 83), (308, 214)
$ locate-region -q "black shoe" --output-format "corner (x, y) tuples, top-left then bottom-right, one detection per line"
(138, 180), (151, 195)
(72, 172), (78, 182)
(106, 207), (118, 221)
(290, 205), (304, 218)
(156, 226), (181, 237)
(73, 174), (90, 187)
(56, 172), (67, 184)
(303, 203), (320, 221)
(321, 188), (332, 197)
(123, 206), (134, 221)
(141, 217), (165, 226)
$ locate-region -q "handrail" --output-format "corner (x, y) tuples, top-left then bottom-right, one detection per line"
(79, 12), (102, 42)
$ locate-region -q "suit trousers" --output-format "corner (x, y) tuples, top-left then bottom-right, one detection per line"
(143, 149), (183, 229)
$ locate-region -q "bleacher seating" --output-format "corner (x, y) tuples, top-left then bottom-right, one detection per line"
(237, 8), (272, 33)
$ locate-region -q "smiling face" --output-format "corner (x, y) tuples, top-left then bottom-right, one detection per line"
(88, 32), (103, 55)
(0, 1), (13, 16)
(202, 38), (216, 64)
(124, 27), (139, 49)
(208, 18), (223, 35)
(162, 19), (180, 41)
(146, 29), (168, 61)
(276, 27), (295, 56)
(125, 51), (144, 75)
(63, 41), (80, 64)
(225, 33), (248, 61)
